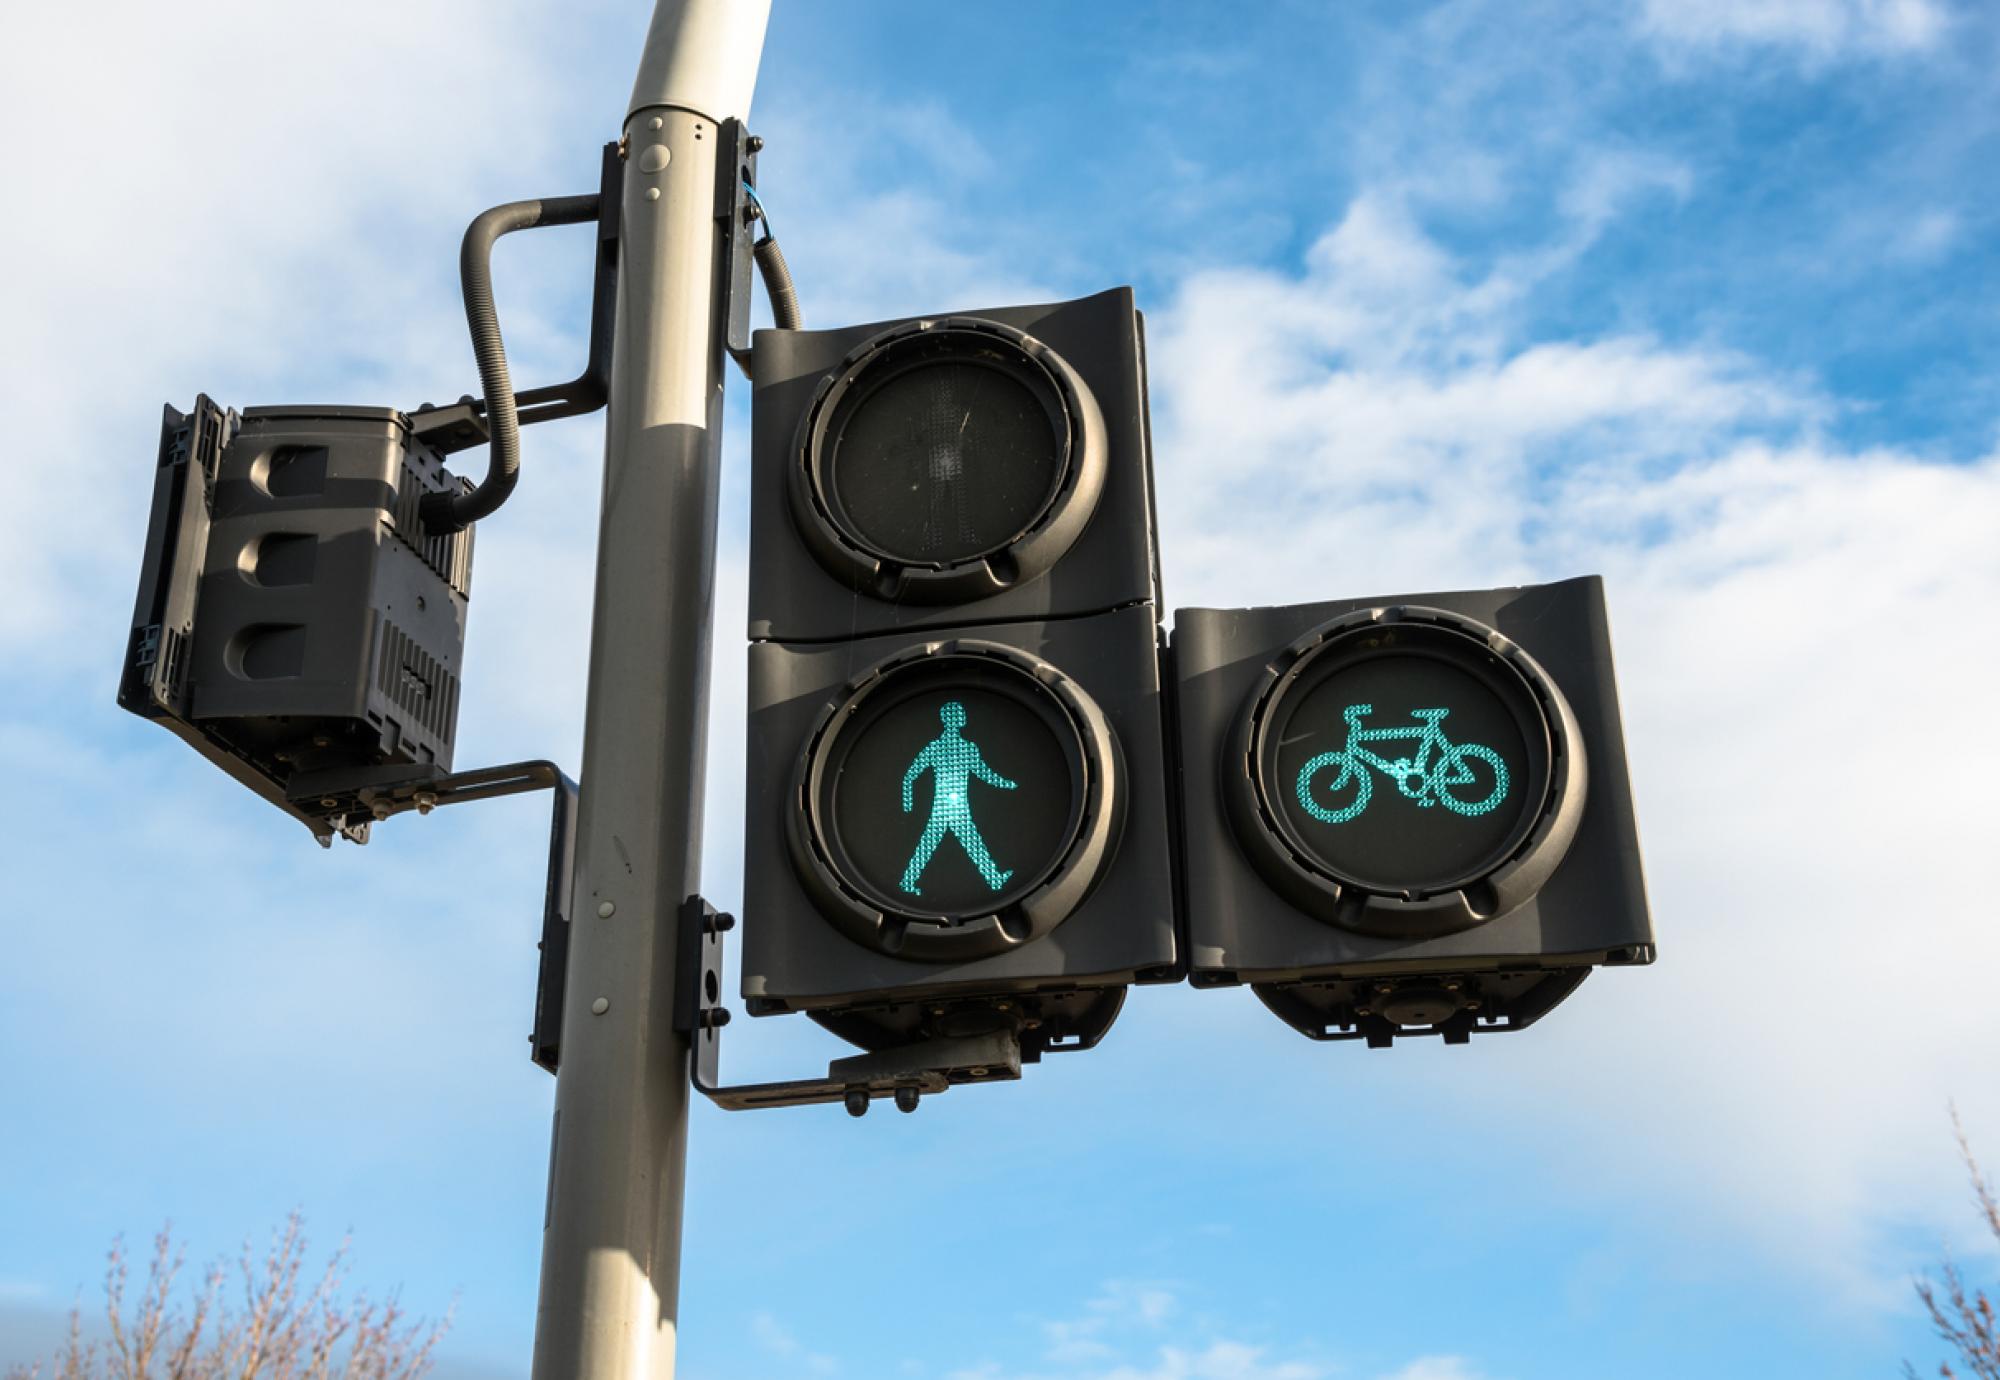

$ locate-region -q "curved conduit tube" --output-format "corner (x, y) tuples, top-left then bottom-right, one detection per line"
(422, 194), (601, 534)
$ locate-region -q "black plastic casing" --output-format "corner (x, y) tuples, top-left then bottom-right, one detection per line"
(742, 607), (1179, 1047)
(747, 286), (1159, 641)
(119, 399), (473, 844)
(1171, 575), (1653, 1046)
(741, 288), (1178, 1055)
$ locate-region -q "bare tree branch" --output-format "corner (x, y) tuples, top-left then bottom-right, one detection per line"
(1911, 1104), (2000, 1379)
(9, 1218), (448, 1380)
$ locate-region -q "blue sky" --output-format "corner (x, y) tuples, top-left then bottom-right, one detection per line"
(3, 1), (1998, 1377)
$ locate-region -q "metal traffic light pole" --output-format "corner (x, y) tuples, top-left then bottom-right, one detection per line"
(532, 3), (770, 1377)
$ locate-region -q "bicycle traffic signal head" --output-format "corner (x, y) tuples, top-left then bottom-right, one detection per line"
(1172, 575), (1652, 1046)
(740, 289), (1179, 1059)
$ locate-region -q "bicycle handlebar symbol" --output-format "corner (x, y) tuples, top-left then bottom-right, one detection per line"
(1294, 704), (1510, 825)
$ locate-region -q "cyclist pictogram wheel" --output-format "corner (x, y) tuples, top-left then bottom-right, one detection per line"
(1430, 743), (1508, 816)
(1296, 751), (1371, 823)
(1224, 604), (1588, 938)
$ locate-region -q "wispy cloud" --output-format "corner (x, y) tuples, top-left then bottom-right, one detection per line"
(1634, 0), (1951, 61)
(753, 1311), (841, 1375)
(0, 1), (577, 665)
(1149, 176), (2000, 1292)
(934, 1281), (1489, 1380)
(942, 1282), (1326, 1380)
(1890, 209), (1963, 264)
(1376, 1361), (1493, 1380)
(1043, 1281), (1181, 1366)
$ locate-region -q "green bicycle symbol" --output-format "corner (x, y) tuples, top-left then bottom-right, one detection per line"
(1294, 704), (1510, 824)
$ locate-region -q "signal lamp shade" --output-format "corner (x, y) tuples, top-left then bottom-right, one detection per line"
(786, 640), (1125, 963)
(1224, 604), (1586, 939)
(787, 315), (1107, 603)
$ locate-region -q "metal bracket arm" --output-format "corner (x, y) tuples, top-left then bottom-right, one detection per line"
(717, 118), (762, 379)
(674, 898), (1023, 1115)
(409, 142), (627, 455)
(283, 757), (579, 1074)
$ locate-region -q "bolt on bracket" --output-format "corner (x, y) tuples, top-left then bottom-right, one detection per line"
(674, 897), (1023, 1114)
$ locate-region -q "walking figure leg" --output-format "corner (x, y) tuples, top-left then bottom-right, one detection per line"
(950, 821), (1014, 892)
(900, 816), (948, 895)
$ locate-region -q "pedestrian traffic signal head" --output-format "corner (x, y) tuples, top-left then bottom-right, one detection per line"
(747, 287), (1156, 641)
(786, 641), (1123, 961)
(1173, 576), (1651, 1046)
(740, 288), (1176, 1058)
(788, 315), (1107, 605)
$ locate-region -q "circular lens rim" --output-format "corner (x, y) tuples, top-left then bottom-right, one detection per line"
(823, 669), (1083, 916)
(823, 352), (1065, 566)
(1263, 640), (1547, 894)
(787, 640), (1127, 962)
(788, 316), (1107, 604)
(1223, 605), (1588, 938)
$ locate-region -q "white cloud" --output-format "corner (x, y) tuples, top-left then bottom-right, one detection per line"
(6, 2), (1992, 1367)
(752, 89), (1059, 328)
(0, 1), (581, 663)
(1635, 0), (1950, 60)
(752, 1311), (841, 1376)
(1148, 188), (2000, 1290)
(941, 1284), (1326, 1380)
(1556, 150), (1694, 240)
(1089, 1343), (1324, 1380)
(1376, 1361), (1491, 1380)
(948, 1345), (1326, 1380)
(1890, 209), (1963, 264)
(1044, 1281), (1182, 1366)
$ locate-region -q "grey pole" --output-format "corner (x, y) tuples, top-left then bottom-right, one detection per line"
(532, 4), (770, 1378)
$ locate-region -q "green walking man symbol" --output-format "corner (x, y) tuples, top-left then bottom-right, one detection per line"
(899, 700), (1017, 897)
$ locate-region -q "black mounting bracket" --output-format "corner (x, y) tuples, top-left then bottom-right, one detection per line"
(717, 118), (762, 379)
(283, 757), (579, 1075)
(408, 141), (627, 454)
(673, 897), (1023, 1115)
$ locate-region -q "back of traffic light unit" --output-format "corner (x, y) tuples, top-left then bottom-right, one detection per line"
(117, 149), (627, 847)
(1171, 575), (1653, 1047)
(740, 288), (1180, 1060)
(120, 398), (477, 845)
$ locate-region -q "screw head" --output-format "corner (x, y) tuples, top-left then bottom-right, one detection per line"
(590, 997), (609, 1016)
(597, 900), (616, 918)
